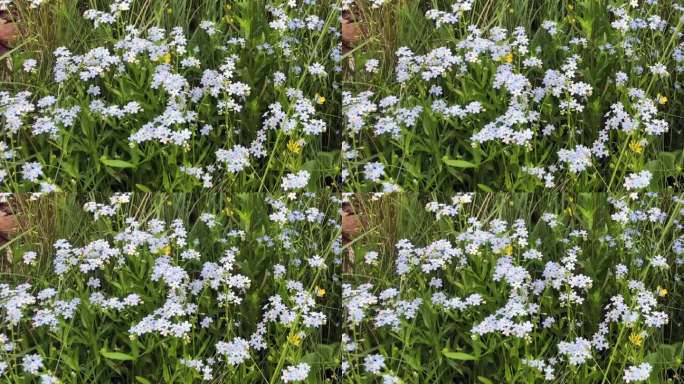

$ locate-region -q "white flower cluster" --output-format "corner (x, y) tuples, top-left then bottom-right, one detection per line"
(522, 358), (557, 381)
(180, 358), (214, 381)
(281, 170), (311, 191)
(395, 238), (465, 275)
(623, 363), (652, 383)
(623, 170), (652, 190)
(83, 193), (131, 219)
(89, 292), (140, 311)
(557, 337), (593, 366)
(281, 363), (311, 382)
(425, 193), (474, 219)
(83, 0), (133, 27)
(431, 292), (483, 312)
(425, 0), (474, 27)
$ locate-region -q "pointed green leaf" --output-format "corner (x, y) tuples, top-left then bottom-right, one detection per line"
(442, 156), (477, 169)
(442, 348), (477, 361)
(100, 348), (135, 361)
(100, 156), (136, 169)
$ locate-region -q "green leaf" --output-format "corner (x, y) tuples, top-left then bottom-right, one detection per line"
(135, 377), (152, 384)
(61, 354), (79, 371)
(100, 348), (135, 361)
(135, 184), (151, 192)
(442, 156), (477, 169)
(478, 377), (494, 384)
(477, 183), (493, 192)
(442, 348), (477, 361)
(100, 156), (136, 169)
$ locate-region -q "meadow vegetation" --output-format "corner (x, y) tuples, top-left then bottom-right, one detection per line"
(0, 0), (682, 383)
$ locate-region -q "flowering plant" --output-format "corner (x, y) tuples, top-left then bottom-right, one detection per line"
(0, 192), (341, 383)
(343, 0), (683, 192)
(0, 0), (340, 192)
(342, 192), (684, 383)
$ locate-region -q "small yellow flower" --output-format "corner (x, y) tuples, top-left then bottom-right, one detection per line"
(564, 207), (573, 216)
(629, 332), (643, 347)
(629, 140), (644, 154)
(504, 244), (513, 256)
(288, 333), (301, 346)
(223, 207), (233, 217)
(223, 15), (233, 24)
(316, 287), (326, 297)
(224, 4), (232, 11)
(503, 53), (513, 63)
(657, 94), (668, 105)
(657, 286), (668, 297)
(315, 94), (326, 105)
(162, 53), (172, 64)
(161, 245), (171, 256)
(287, 139), (302, 154)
